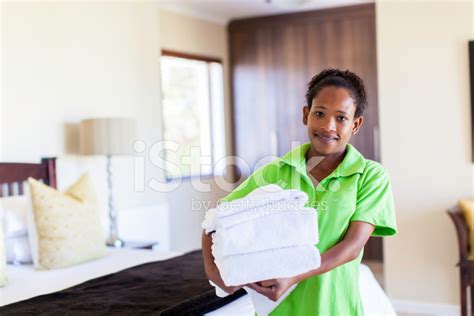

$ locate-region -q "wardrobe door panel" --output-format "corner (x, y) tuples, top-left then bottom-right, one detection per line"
(230, 28), (278, 176)
(229, 4), (382, 260)
(273, 24), (308, 155)
(346, 17), (379, 161)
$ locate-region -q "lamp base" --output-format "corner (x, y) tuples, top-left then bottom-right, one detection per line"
(106, 236), (124, 248)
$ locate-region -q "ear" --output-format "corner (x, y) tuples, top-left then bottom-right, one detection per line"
(302, 106), (310, 125)
(352, 116), (364, 135)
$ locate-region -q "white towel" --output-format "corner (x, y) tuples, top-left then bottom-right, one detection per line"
(209, 280), (297, 316)
(245, 284), (297, 316)
(201, 185), (310, 234)
(214, 245), (321, 286)
(211, 208), (318, 257)
(201, 208), (218, 234)
(216, 184), (308, 218)
(209, 280), (230, 298)
(203, 185), (321, 301)
(218, 201), (310, 229)
(204, 203), (311, 234)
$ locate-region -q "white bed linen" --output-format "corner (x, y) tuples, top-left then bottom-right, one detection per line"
(206, 264), (396, 316)
(0, 248), (183, 307)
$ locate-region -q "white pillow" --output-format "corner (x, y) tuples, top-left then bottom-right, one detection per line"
(1, 195), (30, 238)
(5, 236), (32, 264)
(0, 210), (7, 286)
(1, 194), (34, 264)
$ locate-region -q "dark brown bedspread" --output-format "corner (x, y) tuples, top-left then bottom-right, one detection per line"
(0, 250), (247, 316)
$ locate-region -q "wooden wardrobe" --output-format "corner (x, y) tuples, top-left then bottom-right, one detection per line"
(228, 4), (383, 261)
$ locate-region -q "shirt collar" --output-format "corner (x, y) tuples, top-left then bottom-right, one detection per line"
(279, 142), (366, 178)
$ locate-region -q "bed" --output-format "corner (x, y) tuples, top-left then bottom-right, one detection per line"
(1, 248), (395, 315)
(0, 158), (397, 315)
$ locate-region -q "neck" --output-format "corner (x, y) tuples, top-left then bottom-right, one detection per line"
(305, 146), (347, 172)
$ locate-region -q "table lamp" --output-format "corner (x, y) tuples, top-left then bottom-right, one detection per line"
(79, 118), (137, 247)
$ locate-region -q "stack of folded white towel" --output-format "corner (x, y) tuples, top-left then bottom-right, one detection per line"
(201, 184), (321, 315)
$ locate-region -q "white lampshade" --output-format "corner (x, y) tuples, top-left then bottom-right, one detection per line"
(79, 118), (137, 156)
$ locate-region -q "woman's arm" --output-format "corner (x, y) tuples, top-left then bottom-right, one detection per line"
(247, 221), (375, 301)
(201, 231), (242, 295)
(293, 220), (374, 282)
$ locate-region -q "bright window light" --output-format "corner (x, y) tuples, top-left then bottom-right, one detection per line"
(160, 53), (226, 180)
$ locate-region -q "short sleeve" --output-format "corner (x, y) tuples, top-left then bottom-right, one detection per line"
(350, 161), (397, 237)
(220, 161), (280, 203)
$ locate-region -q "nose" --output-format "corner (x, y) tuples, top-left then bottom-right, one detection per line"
(321, 116), (337, 132)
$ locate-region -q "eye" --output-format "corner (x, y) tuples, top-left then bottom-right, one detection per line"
(314, 111), (324, 117)
(337, 116), (348, 122)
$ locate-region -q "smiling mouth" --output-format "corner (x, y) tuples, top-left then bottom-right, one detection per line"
(314, 133), (338, 143)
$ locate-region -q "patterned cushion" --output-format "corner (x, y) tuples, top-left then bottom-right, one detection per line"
(28, 174), (106, 269)
(459, 199), (474, 259)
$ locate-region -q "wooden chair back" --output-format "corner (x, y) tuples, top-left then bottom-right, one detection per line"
(448, 206), (469, 262)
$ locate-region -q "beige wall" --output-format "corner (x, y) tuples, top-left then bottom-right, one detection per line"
(2, 2), (162, 162)
(0, 3), (3, 161)
(1, 4), (232, 252)
(1, 2), (167, 238)
(159, 10), (231, 252)
(377, 1), (473, 305)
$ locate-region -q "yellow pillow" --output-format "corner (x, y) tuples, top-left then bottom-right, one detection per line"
(28, 174), (106, 270)
(459, 199), (474, 260)
(0, 208), (7, 286)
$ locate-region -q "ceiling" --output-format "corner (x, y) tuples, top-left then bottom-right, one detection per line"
(156, 0), (372, 25)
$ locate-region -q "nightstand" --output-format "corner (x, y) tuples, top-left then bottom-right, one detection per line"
(117, 204), (170, 251)
(108, 241), (158, 250)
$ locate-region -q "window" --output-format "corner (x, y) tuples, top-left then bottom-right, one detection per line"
(159, 50), (226, 180)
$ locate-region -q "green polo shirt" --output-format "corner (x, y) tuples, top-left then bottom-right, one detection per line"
(221, 142), (397, 315)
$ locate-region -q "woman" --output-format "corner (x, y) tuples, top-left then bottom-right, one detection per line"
(202, 68), (397, 315)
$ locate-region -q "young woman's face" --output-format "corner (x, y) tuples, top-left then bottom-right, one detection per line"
(303, 86), (363, 156)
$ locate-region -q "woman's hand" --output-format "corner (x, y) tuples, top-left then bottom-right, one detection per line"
(246, 276), (298, 302)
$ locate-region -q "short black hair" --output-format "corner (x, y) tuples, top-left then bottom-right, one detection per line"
(305, 68), (368, 118)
